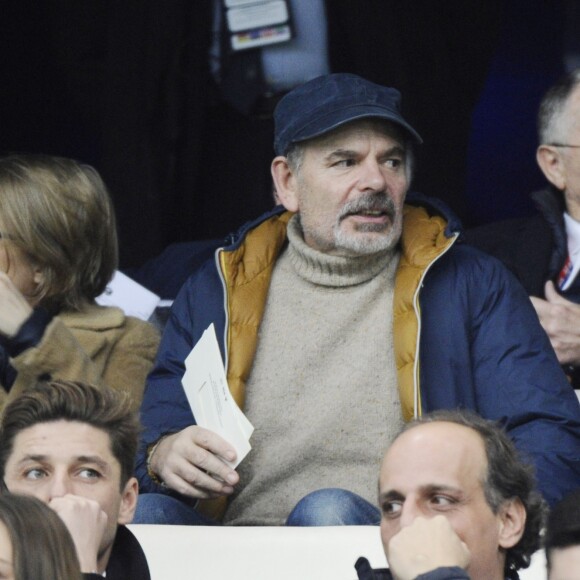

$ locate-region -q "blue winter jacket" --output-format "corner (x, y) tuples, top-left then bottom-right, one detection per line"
(137, 197), (580, 512)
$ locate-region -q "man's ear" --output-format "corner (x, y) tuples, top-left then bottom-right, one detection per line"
(117, 477), (139, 525)
(271, 156), (299, 212)
(497, 498), (526, 550)
(537, 145), (567, 190)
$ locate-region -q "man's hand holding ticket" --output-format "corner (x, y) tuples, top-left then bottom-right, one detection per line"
(182, 324), (254, 469)
(146, 324), (251, 499)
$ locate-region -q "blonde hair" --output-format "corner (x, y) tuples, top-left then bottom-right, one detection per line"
(0, 154), (118, 311)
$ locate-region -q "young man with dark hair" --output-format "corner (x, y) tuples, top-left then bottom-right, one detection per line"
(0, 379), (150, 579)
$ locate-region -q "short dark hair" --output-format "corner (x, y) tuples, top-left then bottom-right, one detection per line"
(402, 410), (546, 576)
(0, 380), (140, 488)
(0, 493), (82, 579)
(545, 488), (580, 570)
(537, 69), (580, 145)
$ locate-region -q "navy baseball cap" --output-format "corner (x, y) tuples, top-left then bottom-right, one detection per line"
(274, 73), (422, 156)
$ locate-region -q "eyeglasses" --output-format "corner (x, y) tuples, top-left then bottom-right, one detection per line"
(548, 143), (580, 148)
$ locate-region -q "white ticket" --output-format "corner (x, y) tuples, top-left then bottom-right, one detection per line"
(182, 324), (254, 468)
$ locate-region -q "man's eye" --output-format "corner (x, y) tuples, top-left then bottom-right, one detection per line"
(431, 495), (455, 507)
(381, 501), (402, 517)
(24, 468), (46, 480)
(385, 158), (402, 169)
(78, 468), (102, 480)
(333, 159), (355, 167)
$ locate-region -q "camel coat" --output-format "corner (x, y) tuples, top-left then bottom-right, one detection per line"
(2, 303), (159, 412)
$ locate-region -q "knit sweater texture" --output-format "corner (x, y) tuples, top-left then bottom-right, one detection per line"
(223, 216), (403, 525)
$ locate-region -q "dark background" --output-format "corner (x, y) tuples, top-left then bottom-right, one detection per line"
(0, 1), (574, 267)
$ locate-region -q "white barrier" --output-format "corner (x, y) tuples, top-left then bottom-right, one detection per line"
(128, 524), (547, 580)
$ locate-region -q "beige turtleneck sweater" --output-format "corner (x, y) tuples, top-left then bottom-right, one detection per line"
(223, 216), (404, 525)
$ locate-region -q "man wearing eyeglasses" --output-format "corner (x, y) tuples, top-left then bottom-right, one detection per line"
(466, 69), (580, 390)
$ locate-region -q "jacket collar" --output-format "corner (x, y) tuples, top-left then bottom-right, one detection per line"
(59, 303), (125, 330)
(531, 186), (568, 279)
(105, 525), (151, 580)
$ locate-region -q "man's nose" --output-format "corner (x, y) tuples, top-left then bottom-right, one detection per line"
(358, 160), (387, 191)
(46, 473), (73, 499)
(399, 498), (423, 528)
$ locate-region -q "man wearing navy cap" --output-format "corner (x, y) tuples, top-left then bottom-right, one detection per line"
(135, 73), (580, 527)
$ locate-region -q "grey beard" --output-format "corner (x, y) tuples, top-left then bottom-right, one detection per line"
(333, 193), (401, 256)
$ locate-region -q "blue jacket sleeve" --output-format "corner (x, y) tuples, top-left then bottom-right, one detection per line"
(419, 245), (580, 507)
(135, 260), (227, 493)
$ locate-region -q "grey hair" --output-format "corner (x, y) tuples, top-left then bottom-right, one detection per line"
(538, 69), (580, 145)
(285, 143), (305, 174)
(285, 120), (416, 184)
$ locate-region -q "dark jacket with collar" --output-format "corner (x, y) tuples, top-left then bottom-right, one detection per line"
(464, 187), (568, 299)
(83, 525), (150, 580)
(464, 186), (580, 385)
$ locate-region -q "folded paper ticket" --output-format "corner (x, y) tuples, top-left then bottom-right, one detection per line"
(182, 324), (254, 468)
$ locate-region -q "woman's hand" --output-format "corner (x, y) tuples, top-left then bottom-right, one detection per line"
(0, 272), (33, 337)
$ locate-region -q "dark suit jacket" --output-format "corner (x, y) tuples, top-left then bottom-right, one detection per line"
(83, 526), (150, 580)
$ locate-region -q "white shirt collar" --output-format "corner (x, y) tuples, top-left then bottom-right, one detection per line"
(561, 212), (580, 289)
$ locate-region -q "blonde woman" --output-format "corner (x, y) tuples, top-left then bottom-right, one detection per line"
(0, 154), (159, 410)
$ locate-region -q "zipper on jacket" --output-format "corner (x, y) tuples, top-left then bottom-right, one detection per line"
(215, 247), (230, 373)
(411, 231), (460, 418)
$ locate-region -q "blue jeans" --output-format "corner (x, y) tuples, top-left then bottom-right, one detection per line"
(285, 488), (381, 526)
(133, 494), (219, 525)
(133, 488), (380, 526)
